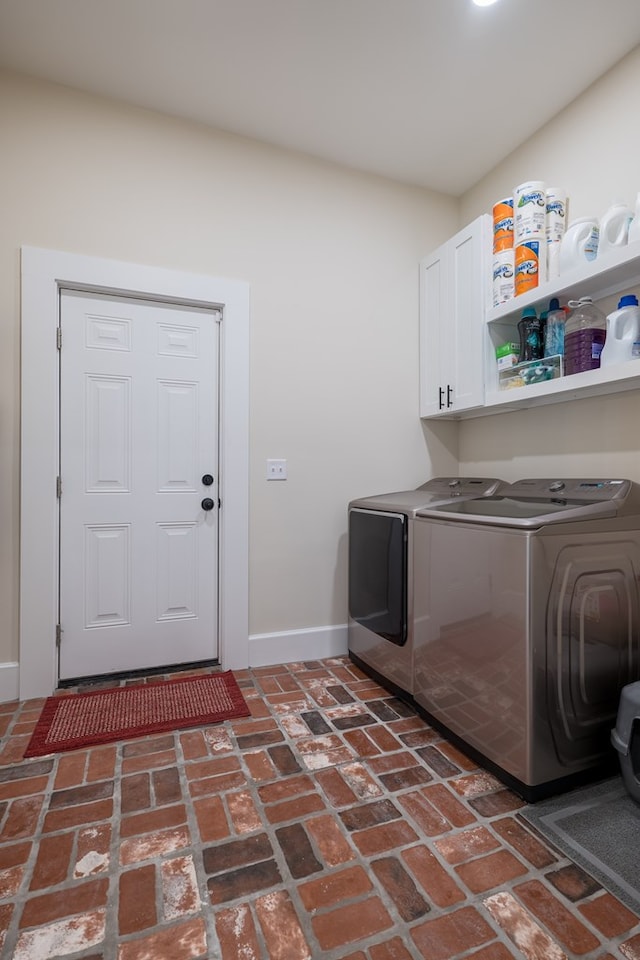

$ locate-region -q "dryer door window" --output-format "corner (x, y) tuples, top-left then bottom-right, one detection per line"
(348, 509), (407, 646)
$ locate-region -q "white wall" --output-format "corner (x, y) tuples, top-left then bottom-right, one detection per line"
(458, 45), (640, 482)
(0, 69), (459, 673)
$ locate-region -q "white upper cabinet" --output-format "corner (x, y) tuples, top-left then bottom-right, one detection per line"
(419, 216), (491, 418)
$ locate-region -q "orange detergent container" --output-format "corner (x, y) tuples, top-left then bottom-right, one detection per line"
(515, 239), (545, 296)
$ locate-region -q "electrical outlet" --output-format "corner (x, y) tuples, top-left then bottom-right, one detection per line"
(266, 459), (287, 480)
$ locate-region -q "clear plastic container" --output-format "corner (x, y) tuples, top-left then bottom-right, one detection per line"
(564, 297), (607, 375)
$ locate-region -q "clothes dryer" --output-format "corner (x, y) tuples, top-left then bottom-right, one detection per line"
(347, 477), (502, 702)
(413, 478), (640, 800)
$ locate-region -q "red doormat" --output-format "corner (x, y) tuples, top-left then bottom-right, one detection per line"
(24, 671), (251, 758)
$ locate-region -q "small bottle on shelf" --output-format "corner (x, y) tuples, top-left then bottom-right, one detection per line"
(544, 298), (566, 359)
(517, 307), (544, 363)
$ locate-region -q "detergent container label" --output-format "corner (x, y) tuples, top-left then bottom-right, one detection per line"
(492, 249), (515, 307)
(514, 180), (546, 242)
(515, 240), (545, 296)
(493, 198), (514, 252)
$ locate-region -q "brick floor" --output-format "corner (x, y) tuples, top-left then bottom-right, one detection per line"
(0, 655), (639, 959)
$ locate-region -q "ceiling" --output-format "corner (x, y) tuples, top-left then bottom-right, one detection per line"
(1, 0), (640, 196)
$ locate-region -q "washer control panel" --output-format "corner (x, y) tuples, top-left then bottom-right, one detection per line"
(508, 478), (629, 502)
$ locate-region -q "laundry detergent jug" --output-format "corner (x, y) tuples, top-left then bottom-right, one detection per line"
(559, 217), (599, 274)
(597, 201), (634, 258)
(628, 193), (640, 245)
(600, 295), (640, 367)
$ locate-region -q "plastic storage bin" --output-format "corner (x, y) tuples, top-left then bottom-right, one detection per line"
(611, 681), (640, 804)
(498, 354), (563, 391)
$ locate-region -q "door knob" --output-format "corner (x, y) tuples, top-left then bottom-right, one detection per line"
(202, 474), (214, 486)
(201, 498), (215, 511)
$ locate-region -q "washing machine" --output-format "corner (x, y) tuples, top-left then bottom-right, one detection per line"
(413, 478), (640, 801)
(347, 477), (503, 702)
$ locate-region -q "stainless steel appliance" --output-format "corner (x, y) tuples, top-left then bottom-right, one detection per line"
(413, 478), (640, 800)
(348, 477), (502, 701)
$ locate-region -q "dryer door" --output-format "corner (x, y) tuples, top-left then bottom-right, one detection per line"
(348, 509), (407, 646)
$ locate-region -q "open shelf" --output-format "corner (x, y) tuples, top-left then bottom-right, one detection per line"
(480, 239), (640, 417)
(420, 229), (640, 421)
(488, 240), (640, 325)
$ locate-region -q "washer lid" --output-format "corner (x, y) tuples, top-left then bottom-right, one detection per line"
(349, 477), (503, 516)
(416, 479), (638, 528)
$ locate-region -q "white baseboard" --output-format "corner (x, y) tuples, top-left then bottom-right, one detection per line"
(248, 624), (348, 668)
(0, 662), (20, 704)
(6, 628), (348, 701)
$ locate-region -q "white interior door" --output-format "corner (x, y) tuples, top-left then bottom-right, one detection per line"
(58, 290), (220, 680)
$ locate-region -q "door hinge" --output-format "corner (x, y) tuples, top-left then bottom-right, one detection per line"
(56, 327), (62, 350)
(55, 623), (62, 647)
(56, 476), (62, 498)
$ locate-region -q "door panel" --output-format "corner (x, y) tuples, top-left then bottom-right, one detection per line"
(156, 523), (198, 621)
(156, 380), (198, 490)
(84, 524), (131, 628)
(59, 290), (220, 680)
(85, 376), (131, 491)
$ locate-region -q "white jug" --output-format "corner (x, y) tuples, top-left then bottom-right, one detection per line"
(598, 200), (633, 258)
(559, 217), (599, 274)
(600, 295), (640, 367)
(628, 193), (640, 245)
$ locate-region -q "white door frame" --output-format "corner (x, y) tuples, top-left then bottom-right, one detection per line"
(20, 247), (249, 700)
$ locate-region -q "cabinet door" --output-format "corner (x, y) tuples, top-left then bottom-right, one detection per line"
(419, 244), (446, 417)
(449, 216), (490, 412)
(419, 215), (490, 418)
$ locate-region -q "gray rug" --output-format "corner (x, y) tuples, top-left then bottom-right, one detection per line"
(521, 776), (640, 914)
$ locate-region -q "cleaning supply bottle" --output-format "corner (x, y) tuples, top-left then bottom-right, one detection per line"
(559, 218), (599, 274)
(544, 297), (566, 358)
(598, 200), (634, 258)
(517, 307), (544, 363)
(564, 297), (607, 375)
(600, 295), (640, 367)
(628, 193), (640, 245)
(539, 310), (548, 353)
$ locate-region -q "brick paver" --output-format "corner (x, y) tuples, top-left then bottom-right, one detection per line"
(0, 655), (638, 959)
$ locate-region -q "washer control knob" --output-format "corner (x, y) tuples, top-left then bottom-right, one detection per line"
(448, 479), (461, 487)
(549, 480), (565, 493)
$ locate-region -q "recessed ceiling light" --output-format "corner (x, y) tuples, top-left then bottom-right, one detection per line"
(472, 0), (500, 6)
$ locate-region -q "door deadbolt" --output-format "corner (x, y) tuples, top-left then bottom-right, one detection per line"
(202, 474), (214, 486)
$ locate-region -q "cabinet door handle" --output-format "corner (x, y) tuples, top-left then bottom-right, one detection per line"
(438, 386), (445, 410)
(447, 385), (454, 408)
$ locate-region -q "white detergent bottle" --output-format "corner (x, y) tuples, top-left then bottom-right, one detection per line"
(598, 200), (633, 257)
(627, 193), (640, 245)
(559, 217), (599, 274)
(600, 294), (640, 367)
